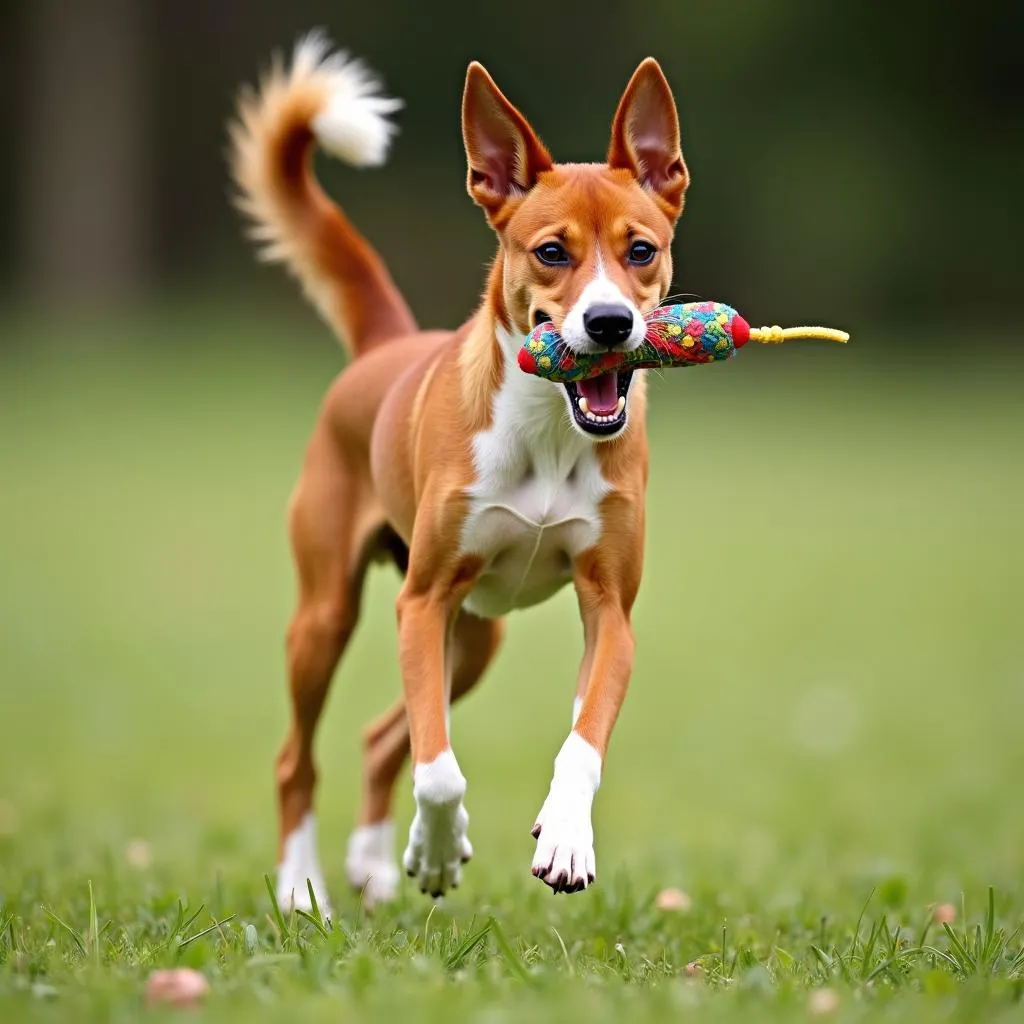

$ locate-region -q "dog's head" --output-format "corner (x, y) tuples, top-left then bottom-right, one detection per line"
(462, 59), (688, 438)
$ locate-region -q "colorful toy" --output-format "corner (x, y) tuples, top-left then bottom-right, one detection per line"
(517, 301), (848, 383)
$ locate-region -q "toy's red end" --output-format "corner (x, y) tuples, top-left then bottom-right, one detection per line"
(518, 348), (537, 374)
(732, 315), (751, 348)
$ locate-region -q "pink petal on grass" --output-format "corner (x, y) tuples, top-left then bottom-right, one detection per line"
(808, 988), (839, 1015)
(655, 888), (692, 912)
(145, 968), (209, 1008)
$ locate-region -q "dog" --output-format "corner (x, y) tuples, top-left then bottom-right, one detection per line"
(229, 31), (688, 912)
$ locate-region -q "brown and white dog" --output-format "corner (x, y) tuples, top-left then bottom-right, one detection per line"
(229, 32), (688, 912)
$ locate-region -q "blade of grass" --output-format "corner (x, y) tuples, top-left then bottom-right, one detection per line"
(87, 880), (99, 966)
(917, 910), (934, 954)
(164, 900), (186, 948)
(305, 880), (327, 931)
(180, 903), (206, 937)
(810, 945), (832, 974)
(848, 886), (877, 962)
(488, 916), (530, 984)
(887, 924), (902, 958)
(551, 926), (575, 976)
(860, 917), (883, 978)
(943, 922), (976, 973)
(42, 907), (86, 958)
(294, 909), (329, 939)
(985, 886), (995, 954)
(922, 945), (964, 971)
(445, 919), (491, 971)
(1009, 945), (1024, 976)
(864, 946), (926, 983)
(264, 874), (290, 949)
(728, 948), (740, 980)
(422, 904), (437, 954)
(179, 915), (237, 948)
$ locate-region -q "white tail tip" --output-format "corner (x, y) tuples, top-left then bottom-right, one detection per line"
(294, 29), (402, 168)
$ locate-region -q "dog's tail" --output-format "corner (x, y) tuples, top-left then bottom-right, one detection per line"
(228, 31), (416, 356)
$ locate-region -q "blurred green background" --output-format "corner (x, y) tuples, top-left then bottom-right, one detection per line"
(1, 0), (1023, 917)
(1, 0), (1022, 330)
(2, 319), (1022, 904)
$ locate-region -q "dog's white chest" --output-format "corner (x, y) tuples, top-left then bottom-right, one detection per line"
(460, 373), (609, 619)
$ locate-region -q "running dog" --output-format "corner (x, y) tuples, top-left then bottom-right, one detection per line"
(229, 31), (688, 911)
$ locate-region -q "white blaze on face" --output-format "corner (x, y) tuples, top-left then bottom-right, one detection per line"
(560, 249), (646, 355)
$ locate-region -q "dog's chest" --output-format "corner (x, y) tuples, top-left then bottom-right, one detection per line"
(459, 378), (609, 619)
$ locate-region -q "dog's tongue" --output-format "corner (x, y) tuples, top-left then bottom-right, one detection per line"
(578, 372), (619, 415)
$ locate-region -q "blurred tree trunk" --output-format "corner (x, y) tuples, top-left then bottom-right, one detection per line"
(20, 0), (149, 308)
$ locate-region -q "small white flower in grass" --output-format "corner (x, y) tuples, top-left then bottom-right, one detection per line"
(655, 888), (692, 912)
(932, 902), (957, 924)
(145, 968), (209, 1007)
(808, 988), (839, 1015)
(125, 839), (152, 870)
(0, 798), (20, 836)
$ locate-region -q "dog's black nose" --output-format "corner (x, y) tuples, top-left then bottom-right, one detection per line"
(583, 304), (633, 348)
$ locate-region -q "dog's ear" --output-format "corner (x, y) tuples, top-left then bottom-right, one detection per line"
(462, 63), (553, 221)
(608, 58), (689, 221)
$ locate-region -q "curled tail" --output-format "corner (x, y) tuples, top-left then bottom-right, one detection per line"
(228, 31), (416, 355)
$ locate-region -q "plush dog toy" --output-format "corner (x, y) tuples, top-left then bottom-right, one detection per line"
(518, 301), (849, 383)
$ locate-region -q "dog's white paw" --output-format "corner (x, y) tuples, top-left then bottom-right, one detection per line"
(403, 751), (472, 898)
(346, 820), (400, 907)
(530, 732), (602, 894)
(531, 795), (596, 893)
(276, 812), (332, 917)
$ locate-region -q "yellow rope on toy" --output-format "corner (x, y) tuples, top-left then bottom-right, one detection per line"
(749, 325), (850, 345)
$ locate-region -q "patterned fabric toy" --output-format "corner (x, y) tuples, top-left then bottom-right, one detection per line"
(517, 301), (848, 383)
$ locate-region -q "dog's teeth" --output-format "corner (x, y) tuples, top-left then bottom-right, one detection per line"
(578, 398), (627, 427)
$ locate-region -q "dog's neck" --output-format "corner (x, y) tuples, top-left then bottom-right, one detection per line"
(458, 250), (551, 430)
(464, 316), (596, 496)
(460, 302), (576, 435)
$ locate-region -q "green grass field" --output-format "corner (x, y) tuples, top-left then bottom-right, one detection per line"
(2, 310), (1023, 1021)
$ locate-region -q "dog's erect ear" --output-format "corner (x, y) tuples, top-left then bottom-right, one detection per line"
(462, 63), (553, 220)
(608, 58), (689, 220)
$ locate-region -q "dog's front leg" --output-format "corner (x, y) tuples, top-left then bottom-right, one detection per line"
(396, 541), (481, 898)
(532, 524), (641, 894)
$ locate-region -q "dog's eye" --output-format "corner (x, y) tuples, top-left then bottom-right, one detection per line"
(534, 242), (570, 266)
(628, 241), (657, 266)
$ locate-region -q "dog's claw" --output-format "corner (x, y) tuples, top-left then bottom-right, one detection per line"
(530, 803), (596, 895)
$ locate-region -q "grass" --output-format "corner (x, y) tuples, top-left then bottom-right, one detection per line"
(1, 307), (1023, 1021)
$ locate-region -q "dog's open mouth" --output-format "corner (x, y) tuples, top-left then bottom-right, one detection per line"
(564, 370), (633, 436)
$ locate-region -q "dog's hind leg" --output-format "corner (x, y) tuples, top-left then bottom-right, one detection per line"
(345, 610), (504, 906)
(275, 424), (380, 916)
